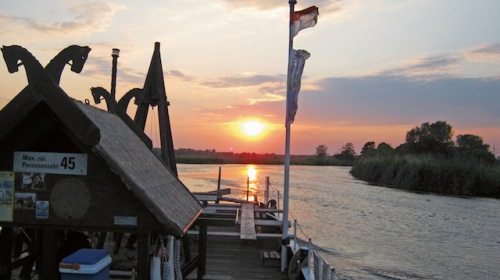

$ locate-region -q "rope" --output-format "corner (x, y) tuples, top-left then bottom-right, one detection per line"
(288, 210), (310, 240)
(265, 179), (343, 279)
(174, 238), (182, 280)
(333, 269), (343, 280)
(288, 209), (345, 280)
(267, 181), (281, 203)
(161, 246), (169, 280)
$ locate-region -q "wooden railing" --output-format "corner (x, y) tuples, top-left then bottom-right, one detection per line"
(289, 224), (336, 280)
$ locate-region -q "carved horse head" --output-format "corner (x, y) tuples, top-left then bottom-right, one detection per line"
(45, 45), (91, 85)
(117, 88), (143, 114)
(2, 45), (93, 99)
(90, 87), (106, 105)
(2, 45), (27, 73)
(90, 87), (117, 113)
(67, 45), (91, 74)
(1, 45), (45, 85)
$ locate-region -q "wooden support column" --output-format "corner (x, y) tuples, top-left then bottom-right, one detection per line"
(197, 224), (207, 280)
(137, 233), (150, 280)
(96, 232), (107, 249)
(183, 236), (191, 262)
(0, 227), (13, 280)
(40, 229), (58, 280)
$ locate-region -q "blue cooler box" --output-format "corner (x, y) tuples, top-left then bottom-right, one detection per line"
(59, 249), (111, 280)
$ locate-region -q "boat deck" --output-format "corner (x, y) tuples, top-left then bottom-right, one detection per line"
(186, 234), (288, 280)
(185, 200), (290, 279)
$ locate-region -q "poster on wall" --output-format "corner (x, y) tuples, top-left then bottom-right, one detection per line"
(14, 193), (36, 210)
(0, 171), (14, 222)
(36, 201), (49, 219)
(19, 172), (46, 191)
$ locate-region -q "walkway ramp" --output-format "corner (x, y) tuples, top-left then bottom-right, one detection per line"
(240, 203), (257, 240)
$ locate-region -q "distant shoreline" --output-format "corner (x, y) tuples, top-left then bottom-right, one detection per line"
(154, 148), (354, 166)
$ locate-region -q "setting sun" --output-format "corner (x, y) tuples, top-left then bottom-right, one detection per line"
(242, 121), (264, 137)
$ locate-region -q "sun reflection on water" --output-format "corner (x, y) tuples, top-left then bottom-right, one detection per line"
(243, 165), (259, 202)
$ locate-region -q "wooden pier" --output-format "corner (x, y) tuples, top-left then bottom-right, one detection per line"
(187, 200), (291, 280)
(186, 234), (288, 280)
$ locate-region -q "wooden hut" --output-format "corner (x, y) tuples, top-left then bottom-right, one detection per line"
(0, 45), (202, 280)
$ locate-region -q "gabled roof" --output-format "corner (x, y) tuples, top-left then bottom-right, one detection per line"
(0, 78), (101, 147)
(0, 48), (202, 235)
(76, 101), (202, 235)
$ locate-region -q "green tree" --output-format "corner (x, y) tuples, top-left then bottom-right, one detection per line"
(405, 121), (454, 156)
(335, 142), (356, 160)
(315, 145), (328, 157)
(377, 142), (395, 156)
(456, 134), (495, 164)
(361, 141), (376, 157)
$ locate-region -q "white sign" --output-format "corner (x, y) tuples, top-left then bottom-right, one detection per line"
(14, 152), (87, 175)
(114, 216), (138, 226)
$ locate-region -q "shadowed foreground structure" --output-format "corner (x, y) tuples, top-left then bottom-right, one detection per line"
(187, 233), (288, 280)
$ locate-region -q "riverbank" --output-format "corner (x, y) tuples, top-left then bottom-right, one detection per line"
(169, 148), (353, 166)
(351, 154), (500, 198)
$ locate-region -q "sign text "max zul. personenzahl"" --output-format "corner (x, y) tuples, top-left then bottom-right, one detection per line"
(13, 151), (88, 175)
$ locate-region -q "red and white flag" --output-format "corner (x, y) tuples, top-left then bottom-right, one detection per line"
(291, 6), (319, 38)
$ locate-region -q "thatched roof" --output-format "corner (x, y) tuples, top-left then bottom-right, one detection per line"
(0, 45), (202, 235)
(77, 101), (202, 235)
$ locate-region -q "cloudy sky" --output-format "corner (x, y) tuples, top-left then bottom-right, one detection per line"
(1, 0), (499, 155)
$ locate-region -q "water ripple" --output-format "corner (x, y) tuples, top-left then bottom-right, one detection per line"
(178, 164), (500, 280)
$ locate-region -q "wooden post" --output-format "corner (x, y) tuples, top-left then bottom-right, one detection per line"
(307, 238), (313, 280)
(137, 233), (150, 280)
(40, 229), (58, 280)
(96, 232), (107, 249)
(294, 220), (297, 248)
(277, 190), (281, 218)
(182, 236), (191, 262)
(265, 176), (270, 205)
(216, 166), (221, 204)
(0, 227), (13, 280)
(246, 177), (250, 201)
(197, 224), (207, 280)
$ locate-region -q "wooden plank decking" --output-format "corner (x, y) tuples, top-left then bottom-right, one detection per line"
(186, 235), (288, 280)
(240, 204), (257, 240)
(186, 201), (291, 279)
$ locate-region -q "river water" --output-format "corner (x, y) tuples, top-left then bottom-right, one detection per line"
(177, 164), (500, 280)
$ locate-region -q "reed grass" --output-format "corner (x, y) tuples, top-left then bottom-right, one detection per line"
(351, 155), (500, 198)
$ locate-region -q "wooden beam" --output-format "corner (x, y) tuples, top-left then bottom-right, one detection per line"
(194, 194), (218, 202)
(181, 256), (199, 279)
(137, 233), (150, 280)
(194, 217), (236, 227)
(198, 225), (207, 280)
(40, 229), (58, 280)
(186, 231), (240, 237)
(253, 209), (284, 213)
(240, 204), (257, 240)
(0, 227), (13, 280)
(193, 188), (231, 196)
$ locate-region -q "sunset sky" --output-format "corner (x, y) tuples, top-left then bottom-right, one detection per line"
(1, 0), (499, 155)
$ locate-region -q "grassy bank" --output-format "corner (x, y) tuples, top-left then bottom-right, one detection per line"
(351, 155), (500, 198)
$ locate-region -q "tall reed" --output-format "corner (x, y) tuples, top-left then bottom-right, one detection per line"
(351, 155), (500, 198)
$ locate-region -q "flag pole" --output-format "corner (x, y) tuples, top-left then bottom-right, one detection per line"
(281, 0), (296, 273)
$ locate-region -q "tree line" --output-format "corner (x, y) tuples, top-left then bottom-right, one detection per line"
(171, 147), (357, 166)
(350, 120), (499, 198)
